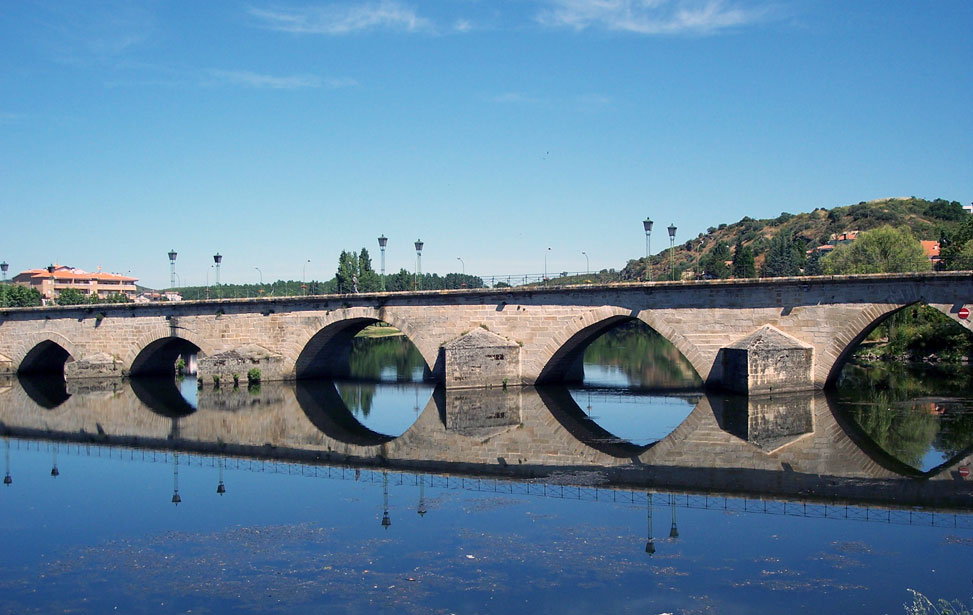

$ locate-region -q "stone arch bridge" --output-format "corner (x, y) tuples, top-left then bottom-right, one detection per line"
(0, 272), (969, 393)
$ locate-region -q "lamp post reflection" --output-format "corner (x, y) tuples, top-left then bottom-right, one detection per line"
(51, 443), (60, 478)
(3, 438), (11, 486)
(381, 471), (391, 529)
(669, 495), (679, 539)
(171, 453), (182, 505)
(217, 456), (226, 495)
(417, 475), (427, 517)
(645, 492), (654, 555)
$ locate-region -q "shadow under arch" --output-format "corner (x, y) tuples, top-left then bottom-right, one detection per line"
(18, 340), (73, 376)
(129, 338), (202, 378)
(535, 385), (652, 458)
(295, 317), (431, 381)
(295, 379), (395, 447)
(17, 373), (71, 409)
(130, 376), (197, 418)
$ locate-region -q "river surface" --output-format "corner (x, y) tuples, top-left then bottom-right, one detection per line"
(0, 324), (971, 614)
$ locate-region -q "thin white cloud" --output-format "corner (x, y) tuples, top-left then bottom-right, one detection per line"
(208, 70), (322, 90)
(249, 2), (433, 34)
(453, 19), (474, 33)
(537, 0), (766, 34)
(324, 77), (360, 89)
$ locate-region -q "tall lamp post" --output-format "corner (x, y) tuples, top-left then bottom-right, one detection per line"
(582, 251), (589, 276)
(378, 235), (388, 291)
(643, 218), (653, 281)
(302, 259), (310, 295)
(544, 247), (551, 285)
(414, 240), (423, 290)
(456, 257), (464, 275)
(255, 267), (263, 296)
(667, 223), (677, 281)
(213, 253), (222, 298)
(168, 250), (177, 289)
(0, 262), (7, 308)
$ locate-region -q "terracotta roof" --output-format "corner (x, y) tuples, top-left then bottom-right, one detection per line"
(920, 241), (940, 259)
(16, 265), (137, 282)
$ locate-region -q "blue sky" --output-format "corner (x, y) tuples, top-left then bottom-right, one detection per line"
(1, 1), (970, 289)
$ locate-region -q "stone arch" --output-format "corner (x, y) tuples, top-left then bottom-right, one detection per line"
(821, 301), (973, 388)
(292, 307), (433, 380)
(12, 332), (81, 375)
(126, 325), (213, 377)
(533, 307), (704, 385)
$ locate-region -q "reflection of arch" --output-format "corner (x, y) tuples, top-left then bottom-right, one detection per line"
(295, 313), (430, 380)
(130, 376), (197, 418)
(13, 333), (80, 375)
(17, 373), (71, 409)
(534, 308), (702, 385)
(129, 338), (203, 377)
(295, 379), (395, 446)
(535, 386), (651, 458)
(822, 390), (924, 478)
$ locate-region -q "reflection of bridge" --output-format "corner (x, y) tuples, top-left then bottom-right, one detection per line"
(7, 442), (970, 531)
(1, 377), (970, 510)
(0, 273), (970, 392)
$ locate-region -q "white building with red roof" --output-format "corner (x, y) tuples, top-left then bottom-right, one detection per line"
(12, 264), (138, 304)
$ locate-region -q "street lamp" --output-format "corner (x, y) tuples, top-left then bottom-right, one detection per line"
(667, 223), (677, 281)
(414, 240), (423, 291)
(255, 267), (263, 296)
(213, 253), (222, 298)
(47, 264), (55, 305)
(582, 251), (589, 276)
(456, 257), (464, 275)
(302, 259), (310, 295)
(544, 247), (551, 285)
(0, 261), (7, 307)
(643, 218), (653, 281)
(378, 235), (388, 291)
(168, 250), (177, 289)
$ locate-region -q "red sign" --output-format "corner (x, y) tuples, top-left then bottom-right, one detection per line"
(959, 307), (970, 320)
(960, 466), (970, 478)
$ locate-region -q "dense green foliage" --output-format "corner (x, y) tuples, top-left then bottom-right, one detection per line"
(821, 226), (930, 274)
(856, 304), (972, 364)
(760, 231), (805, 277)
(940, 216), (973, 270)
(0, 283), (42, 307)
(701, 241), (731, 279)
(731, 237), (756, 278)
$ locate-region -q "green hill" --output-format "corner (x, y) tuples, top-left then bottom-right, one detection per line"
(620, 197), (969, 281)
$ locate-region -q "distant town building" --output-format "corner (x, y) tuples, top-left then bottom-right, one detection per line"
(920, 240), (941, 267)
(12, 265), (137, 304)
(964, 202), (973, 215)
(135, 291), (182, 303)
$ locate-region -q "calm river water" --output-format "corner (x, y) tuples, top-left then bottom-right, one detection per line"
(0, 324), (970, 614)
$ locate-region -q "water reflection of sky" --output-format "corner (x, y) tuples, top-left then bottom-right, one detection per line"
(568, 386), (697, 446)
(0, 442), (969, 614)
